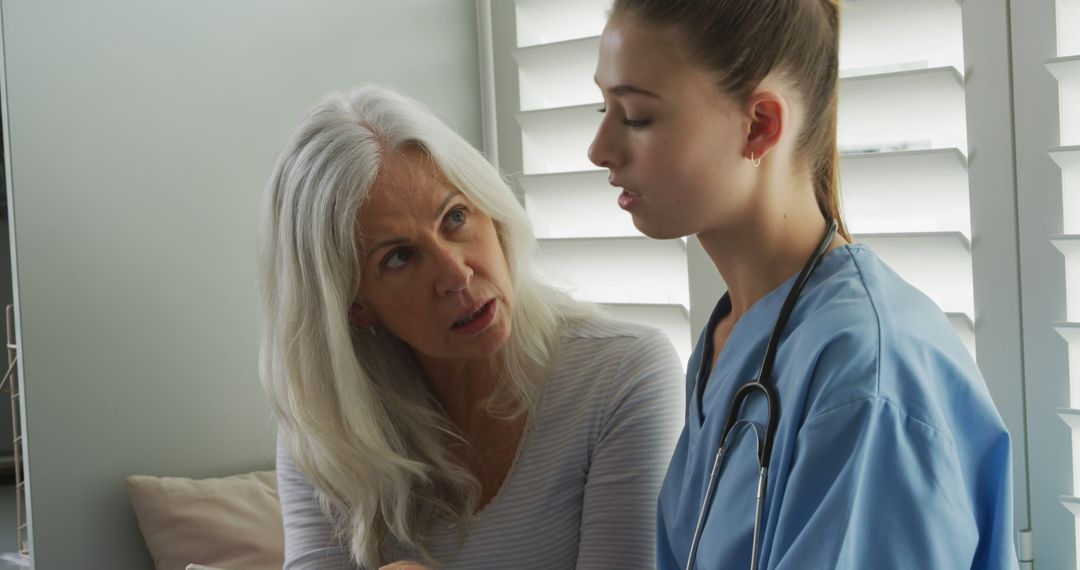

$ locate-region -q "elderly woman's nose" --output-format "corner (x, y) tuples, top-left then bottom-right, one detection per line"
(432, 245), (473, 295)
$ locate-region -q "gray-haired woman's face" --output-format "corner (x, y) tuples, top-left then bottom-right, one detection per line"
(351, 146), (515, 364)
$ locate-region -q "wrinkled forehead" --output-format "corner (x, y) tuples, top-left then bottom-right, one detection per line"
(357, 147), (459, 240)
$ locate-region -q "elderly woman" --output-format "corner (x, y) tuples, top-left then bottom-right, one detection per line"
(258, 85), (684, 569)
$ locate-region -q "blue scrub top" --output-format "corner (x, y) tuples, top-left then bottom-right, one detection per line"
(658, 244), (1018, 570)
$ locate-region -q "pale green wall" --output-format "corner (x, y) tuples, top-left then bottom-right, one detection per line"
(0, 1), (482, 567)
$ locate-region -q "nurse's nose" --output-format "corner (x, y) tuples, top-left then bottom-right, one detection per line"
(432, 245), (472, 296)
(588, 114), (622, 170)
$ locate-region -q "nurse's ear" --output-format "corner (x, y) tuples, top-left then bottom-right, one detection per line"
(742, 87), (791, 165)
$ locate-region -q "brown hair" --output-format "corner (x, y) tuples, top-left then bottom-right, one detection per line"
(612, 0), (850, 240)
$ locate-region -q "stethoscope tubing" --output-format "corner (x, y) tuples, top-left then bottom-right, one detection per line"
(684, 219), (839, 570)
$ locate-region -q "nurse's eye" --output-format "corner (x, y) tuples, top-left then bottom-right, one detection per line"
(597, 105), (649, 128)
(443, 206), (468, 231)
(381, 247), (414, 271)
(596, 104), (643, 127)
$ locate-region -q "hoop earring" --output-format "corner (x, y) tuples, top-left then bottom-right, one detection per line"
(751, 152), (761, 168)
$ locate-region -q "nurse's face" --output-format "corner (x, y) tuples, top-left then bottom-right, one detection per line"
(588, 16), (757, 240)
(353, 147), (515, 364)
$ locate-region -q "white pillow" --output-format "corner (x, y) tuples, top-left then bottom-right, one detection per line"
(127, 470), (284, 570)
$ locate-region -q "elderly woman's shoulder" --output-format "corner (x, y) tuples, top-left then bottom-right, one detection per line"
(565, 311), (663, 339)
(541, 312), (683, 430)
(554, 312), (682, 376)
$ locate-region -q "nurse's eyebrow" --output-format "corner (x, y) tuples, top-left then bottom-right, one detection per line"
(594, 78), (662, 99)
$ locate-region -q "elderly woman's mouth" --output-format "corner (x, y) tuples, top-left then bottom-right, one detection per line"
(451, 299), (496, 334)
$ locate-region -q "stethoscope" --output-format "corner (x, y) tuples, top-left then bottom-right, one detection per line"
(684, 218), (839, 570)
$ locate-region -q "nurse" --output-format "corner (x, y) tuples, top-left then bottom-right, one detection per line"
(588, 1), (1018, 568)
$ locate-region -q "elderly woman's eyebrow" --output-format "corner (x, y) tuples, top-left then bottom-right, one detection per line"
(369, 237), (408, 255)
(433, 189), (461, 221)
(365, 190), (462, 257)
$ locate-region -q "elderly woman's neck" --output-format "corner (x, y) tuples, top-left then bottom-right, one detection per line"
(418, 356), (501, 426)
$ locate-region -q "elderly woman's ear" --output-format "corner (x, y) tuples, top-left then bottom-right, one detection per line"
(350, 301), (376, 327)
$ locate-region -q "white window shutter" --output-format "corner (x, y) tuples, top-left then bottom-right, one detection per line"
(1050, 0), (1080, 561)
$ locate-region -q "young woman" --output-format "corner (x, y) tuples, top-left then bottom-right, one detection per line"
(259, 85), (684, 569)
(588, 1), (1017, 568)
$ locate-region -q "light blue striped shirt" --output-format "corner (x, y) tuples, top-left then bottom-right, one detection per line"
(278, 315), (685, 569)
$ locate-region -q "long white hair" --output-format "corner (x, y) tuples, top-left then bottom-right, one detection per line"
(258, 85), (595, 566)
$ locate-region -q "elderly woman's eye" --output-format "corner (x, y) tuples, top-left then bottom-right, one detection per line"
(445, 207), (468, 229)
(382, 248), (413, 270)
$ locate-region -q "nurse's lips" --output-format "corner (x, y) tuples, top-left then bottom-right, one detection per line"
(618, 189), (641, 211)
(608, 174), (641, 211)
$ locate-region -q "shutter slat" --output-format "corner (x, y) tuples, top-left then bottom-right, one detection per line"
(1046, 55), (1080, 82)
(517, 104), (600, 175)
(1050, 147), (1080, 254)
(1061, 495), (1080, 517)
(839, 0), (963, 76)
(521, 170), (621, 239)
(515, 37), (600, 111)
(1059, 0), (1080, 57)
(526, 190), (638, 240)
(841, 148), (969, 236)
(520, 168), (603, 181)
(1047, 56), (1080, 145)
(1050, 145), (1080, 242)
(536, 237), (689, 307)
(1054, 322), (1080, 344)
(839, 66), (967, 154)
(514, 0), (609, 48)
(1058, 410), (1080, 498)
(1052, 235), (1080, 257)
(1049, 145), (1080, 170)
(1052, 236), (1080, 323)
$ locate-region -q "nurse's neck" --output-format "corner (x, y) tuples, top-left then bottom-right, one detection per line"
(696, 173), (845, 339)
